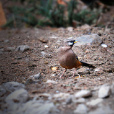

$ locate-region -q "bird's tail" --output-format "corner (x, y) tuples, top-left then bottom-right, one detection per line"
(80, 61), (95, 68)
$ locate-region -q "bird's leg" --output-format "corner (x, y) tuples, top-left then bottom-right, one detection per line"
(60, 69), (67, 78)
(70, 68), (80, 78)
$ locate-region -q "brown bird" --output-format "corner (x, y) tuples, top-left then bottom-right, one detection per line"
(58, 39), (95, 78)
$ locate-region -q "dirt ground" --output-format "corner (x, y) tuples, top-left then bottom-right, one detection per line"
(0, 26), (114, 113)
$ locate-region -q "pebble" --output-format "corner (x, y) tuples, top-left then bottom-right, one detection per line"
(74, 90), (92, 98)
(67, 27), (73, 32)
(46, 80), (57, 84)
(98, 84), (111, 98)
(87, 98), (103, 107)
(16, 45), (30, 52)
(53, 93), (70, 100)
(101, 44), (107, 48)
(6, 47), (15, 51)
(5, 89), (29, 104)
(74, 104), (88, 114)
(2, 82), (25, 92)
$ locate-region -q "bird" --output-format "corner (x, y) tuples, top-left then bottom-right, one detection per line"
(57, 39), (95, 78)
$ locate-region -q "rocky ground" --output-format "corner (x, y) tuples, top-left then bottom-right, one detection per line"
(0, 25), (114, 114)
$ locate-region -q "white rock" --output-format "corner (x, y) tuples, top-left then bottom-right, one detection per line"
(30, 73), (41, 79)
(98, 84), (111, 98)
(74, 104), (88, 114)
(53, 93), (70, 100)
(101, 44), (107, 48)
(67, 27), (73, 32)
(44, 45), (48, 48)
(74, 90), (92, 98)
(46, 80), (57, 84)
(16, 100), (59, 114)
(5, 89), (29, 104)
(16, 45), (30, 52)
(87, 98), (103, 106)
(2, 82), (25, 92)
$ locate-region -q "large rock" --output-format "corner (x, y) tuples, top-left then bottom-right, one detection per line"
(98, 84), (111, 98)
(16, 100), (59, 114)
(2, 82), (25, 92)
(74, 104), (88, 114)
(87, 98), (103, 107)
(74, 34), (102, 46)
(5, 89), (29, 104)
(74, 90), (92, 98)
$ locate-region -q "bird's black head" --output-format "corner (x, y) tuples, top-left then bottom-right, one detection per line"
(66, 40), (77, 47)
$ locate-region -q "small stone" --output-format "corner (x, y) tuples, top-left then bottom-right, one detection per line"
(53, 93), (70, 100)
(6, 47), (15, 51)
(4, 39), (9, 43)
(74, 104), (88, 114)
(44, 45), (48, 48)
(41, 51), (46, 57)
(74, 90), (92, 98)
(16, 45), (30, 52)
(73, 98), (86, 103)
(65, 95), (73, 104)
(2, 82), (25, 92)
(5, 89), (29, 104)
(39, 37), (48, 43)
(98, 84), (111, 98)
(46, 80), (57, 84)
(87, 98), (103, 107)
(67, 27), (73, 32)
(30, 73), (41, 79)
(101, 44), (107, 48)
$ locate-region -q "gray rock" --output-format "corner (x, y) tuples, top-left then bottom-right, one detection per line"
(89, 106), (114, 114)
(6, 47), (15, 51)
(111, 82), (114, 95)
(46, 80), (57, 84)
(98, 84), (111, 98)
(73, 98), (86, 104)
(2, 82), (25, 92)
(74, 104), (88, 114)
(30, 73), (41, 79)
(16, 100), (59, 114)
(5, 89), (29, 104)
(16, 45), (30, 52)
(0, 86), (6, 97)
(87, 98), (103, 107)
(65, 95), (73, 104)
(74, 90), (92, 98)
(4, 39), (9, 43)
(74, 34), (101, 46)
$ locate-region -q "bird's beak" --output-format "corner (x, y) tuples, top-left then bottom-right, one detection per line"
(74, 41), (78, 43)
